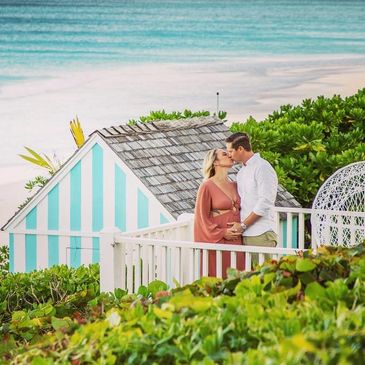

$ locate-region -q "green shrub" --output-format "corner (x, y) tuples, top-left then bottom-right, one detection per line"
(230, 88), (365, 207)
(128, 109), (213, 125)
(0, 246), (9, 273)
(4, 244), (365, 364)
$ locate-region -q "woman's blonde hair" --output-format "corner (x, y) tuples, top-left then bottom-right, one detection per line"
(202, 149), (217, 179)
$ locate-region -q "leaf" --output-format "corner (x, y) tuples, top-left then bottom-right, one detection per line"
(31, 356), (53, 365)
(284, 280), (301, 298)
(263, 272), (276, 287)
(137, 285), (148, 297)
(51, 316), (72, 331)
(169, 289), (214, 312)
(19, 147), (58, 174)
(296, 259), (317, 272)
(114, 288), (127, 299)
(305, 282), (326, 300)
(153, 307), (172, 320)
(147, 280), (168, 297)
(70, 116), (85, 148)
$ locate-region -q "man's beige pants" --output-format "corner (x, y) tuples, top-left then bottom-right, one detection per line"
(243, 231), (277, 268)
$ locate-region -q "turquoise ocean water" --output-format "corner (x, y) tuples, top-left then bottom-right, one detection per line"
(1, 0), (365, 82)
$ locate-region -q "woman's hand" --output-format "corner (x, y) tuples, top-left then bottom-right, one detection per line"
(224, 228), (242, 240)
(227, 222), (244, 234)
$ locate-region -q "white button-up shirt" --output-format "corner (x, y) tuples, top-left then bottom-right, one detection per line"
(236, 153), (278, 236)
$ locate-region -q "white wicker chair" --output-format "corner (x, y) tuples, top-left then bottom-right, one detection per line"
(311, 161), (365, 247)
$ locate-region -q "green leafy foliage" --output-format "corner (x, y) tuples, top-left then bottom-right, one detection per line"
(230, 89), (365, 206)
(0, 264), (100, 344)
(2, 244), (365, 364)
(128, 109), (211, 125)
(0, 245), (9, 273)
(24, 176), (48, 193)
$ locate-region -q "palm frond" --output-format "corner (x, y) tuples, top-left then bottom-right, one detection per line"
(19, 147), (58, 175)
(70, 116), (85, 148)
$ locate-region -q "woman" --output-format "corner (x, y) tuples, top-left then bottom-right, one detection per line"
(194, 149), (245, 278)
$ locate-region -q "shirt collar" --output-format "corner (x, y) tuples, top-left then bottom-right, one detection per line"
(244, 152), (260, 166)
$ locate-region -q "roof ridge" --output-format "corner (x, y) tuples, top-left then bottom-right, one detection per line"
(96, 115), (223, 138)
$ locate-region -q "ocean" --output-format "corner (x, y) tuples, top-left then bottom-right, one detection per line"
(1, 0), (365, 82)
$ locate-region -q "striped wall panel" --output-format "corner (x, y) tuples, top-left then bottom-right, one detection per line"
(10, 142), (175, 272)
(48, 184), (59, 267)
(115, 164), (126, 231)
(36, 197), (48, 270)
(58, 170), (70, 266)
(25, 207), (37, 272)
(81, 150), (93, 266)
(91, 144), (104, 265)
(137, 188), (149, 229)
(70, 160), (82, 267)
(9, 233), (14, 273)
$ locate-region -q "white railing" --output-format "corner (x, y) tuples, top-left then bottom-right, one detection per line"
(274, 207), (313, 249)
(99, 235), (302, 293)
(99, 208), (313, 293)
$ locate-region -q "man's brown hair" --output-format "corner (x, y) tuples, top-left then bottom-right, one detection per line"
(225, 132), (252, 151)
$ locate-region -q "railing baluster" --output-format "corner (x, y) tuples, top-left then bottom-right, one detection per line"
(142, 245), (148, 287)
(161, 245), (168, 283)
(134, 244), (141, 293)
(187, 248), (194, 285)
(148, 245), (155, 282)
(194, 249), (200, 281)
(202, 249), (208, 276)
(216, 251), (222, 278)
(174, 247), (181, 286)
(230, 251), (237, 269)
(275, 211), (282, 247)
(245, 253), (251, 272)
(298, 213), (305, 250)
(126, 244), (133, 293)
(287, 213), (293, 248)
(154, 245), (160, 280)
(120, 242), (126, 290)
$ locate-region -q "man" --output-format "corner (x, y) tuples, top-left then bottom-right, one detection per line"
(225, 132), (278, 248)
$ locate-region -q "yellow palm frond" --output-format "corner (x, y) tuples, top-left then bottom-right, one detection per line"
(19, 147), (59, 175)
(70, 116), (85, 148)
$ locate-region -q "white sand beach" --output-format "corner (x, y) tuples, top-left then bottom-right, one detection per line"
(1, 55), (365, 244)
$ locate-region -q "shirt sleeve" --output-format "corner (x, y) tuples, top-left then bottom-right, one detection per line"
(194, 182), (226, 243)
(252, 163), (278, 216)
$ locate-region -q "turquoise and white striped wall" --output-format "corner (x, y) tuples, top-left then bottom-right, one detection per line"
(7, 135), (174, 273)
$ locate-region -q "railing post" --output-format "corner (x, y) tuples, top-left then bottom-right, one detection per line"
(177, 213), (194, 241)
(100, 228), (123, 293)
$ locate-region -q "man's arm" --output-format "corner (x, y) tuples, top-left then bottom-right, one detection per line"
(228, 163), (278, 233)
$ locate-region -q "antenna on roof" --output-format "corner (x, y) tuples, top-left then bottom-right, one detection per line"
(216, 91), (220, 115)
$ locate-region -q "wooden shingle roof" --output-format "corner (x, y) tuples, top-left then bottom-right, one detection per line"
(97, 116), (301, 218)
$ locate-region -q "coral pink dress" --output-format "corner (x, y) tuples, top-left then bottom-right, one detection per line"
(194, 179), (245, 278)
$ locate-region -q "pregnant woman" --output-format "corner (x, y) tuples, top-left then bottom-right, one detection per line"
(194, 149), (245, 278)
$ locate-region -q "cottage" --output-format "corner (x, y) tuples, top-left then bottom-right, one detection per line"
(2, 116), (300, 272)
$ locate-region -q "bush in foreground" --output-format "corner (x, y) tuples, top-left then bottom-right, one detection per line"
(1, 244), (365, 364)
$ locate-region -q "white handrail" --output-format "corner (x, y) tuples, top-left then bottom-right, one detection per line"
(120, 220), (190, 237)
(100, 230), (305, 293)
(115, 236), (300, 254)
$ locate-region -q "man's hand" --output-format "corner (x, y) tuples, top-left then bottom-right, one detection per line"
(227, 222), (244, 234)
(223, 227), (242, 241)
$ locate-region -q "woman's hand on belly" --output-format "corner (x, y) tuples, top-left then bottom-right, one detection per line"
(223, 228), (242, 241)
